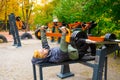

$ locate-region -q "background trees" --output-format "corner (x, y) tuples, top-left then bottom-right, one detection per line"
(53, 0), (120, 37)
(0, 0), (19, 31)
(0, 0), (120, 38)
(19, 0), (34, 31)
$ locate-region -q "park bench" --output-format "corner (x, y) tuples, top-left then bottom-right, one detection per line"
(32, 42), (120, 80)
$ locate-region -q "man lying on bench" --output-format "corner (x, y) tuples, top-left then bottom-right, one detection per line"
(32, 25), (90, 64)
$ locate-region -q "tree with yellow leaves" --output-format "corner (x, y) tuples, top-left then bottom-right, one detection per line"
(0, 0), (19, 31)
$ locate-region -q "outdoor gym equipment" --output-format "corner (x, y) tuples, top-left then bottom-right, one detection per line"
(8, 13), (33, 47)
(8, 13), (22, 47)
(21, 32), (33, 39)
(32, 30), (120, 80)
(70, 31), (117, 49)
(35, 22), (62, 41)
(32, 23), (120, 80)
(34, 21), (97, 40)
(15, 16), (33, 40)
(0, 34), (7, 43)
(35, 28), (62, 40)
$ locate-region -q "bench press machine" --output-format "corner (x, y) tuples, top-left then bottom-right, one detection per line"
(32, 30), (120, 80)
(32, 41), (119, 80)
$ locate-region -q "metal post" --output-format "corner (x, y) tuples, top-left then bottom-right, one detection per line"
(92, 45), (119, 80)
(33, 64), (37, 80)
(39, 66), (43, 80)
(8, 14), (17, 45)
(10, 13), (22, 47)
(104, 56), (107, 80)
(92, 49), (106, 80)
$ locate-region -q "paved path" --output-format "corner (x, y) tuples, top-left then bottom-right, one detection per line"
(0, 38), (120, 80)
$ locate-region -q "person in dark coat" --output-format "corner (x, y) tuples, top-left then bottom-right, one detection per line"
(32, 25), (88, 64)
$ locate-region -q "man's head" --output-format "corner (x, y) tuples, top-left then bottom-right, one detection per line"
(59, 26), (68, 34)
(16, 16), (21, 21)
(53, 18), (58, 26)
(33, 48), (49, 58)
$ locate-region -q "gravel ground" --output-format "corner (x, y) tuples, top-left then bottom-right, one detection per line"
(0, 38), (120, 80)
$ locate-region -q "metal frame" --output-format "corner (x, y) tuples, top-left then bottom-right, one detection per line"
(32, 44), (119, 80)
(8, 13), (22, 47)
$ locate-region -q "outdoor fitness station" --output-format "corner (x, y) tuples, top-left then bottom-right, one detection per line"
(8, 13), (22, 47)
(7, 13), (33, 47)
(0, 13), (33, 45)
(32, 22), (120, 80)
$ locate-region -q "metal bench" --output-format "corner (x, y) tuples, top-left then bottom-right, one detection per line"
(32, 54), (104, 80)
(32, 42), (119, 80)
